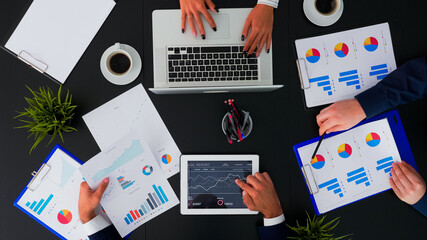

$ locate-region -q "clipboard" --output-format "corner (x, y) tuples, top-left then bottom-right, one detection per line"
(14, 145), (89, 240)
(294, 23), (397, 109)
(293, 110), (416, 215)
(1, 0), (117, 84)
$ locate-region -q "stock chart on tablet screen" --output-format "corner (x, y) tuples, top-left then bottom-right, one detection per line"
(187, 161), (252, 208)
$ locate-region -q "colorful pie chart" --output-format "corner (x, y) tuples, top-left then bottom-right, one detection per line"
(364, 37), (378, 52)
(306, 48), (321, 63)
(334, 43), (349, 58)
(57, 209), (72, 224)
(142, 165), (153, 175)
(162, 154), (172, 164)
(338, 144), (352, 158)
(366, 132), (381, 147)
(311, 154), (326, 169)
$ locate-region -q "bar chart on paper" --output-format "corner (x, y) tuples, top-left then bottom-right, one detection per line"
(25, 194), (54, 215)
(123, 184), (169, 225)
(319, 178), (344, 198)
(347, 167), (370, 187)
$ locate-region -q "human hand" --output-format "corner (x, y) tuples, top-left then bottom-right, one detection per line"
(390, 161), (426, 205)
(78, 178), (109, 224)
(180, 0), (217, 39)
(242, 4), (274, 57)
(235, 172), (282, 218)
(316, 99), (366, 136)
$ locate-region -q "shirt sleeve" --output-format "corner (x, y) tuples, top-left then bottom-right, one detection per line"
(83, 215), (112, 236)
(355, 56), (427, 119)
(412, 192), (427, 217)
(264, 213), (285, 226)
(257, 0), (279, 8)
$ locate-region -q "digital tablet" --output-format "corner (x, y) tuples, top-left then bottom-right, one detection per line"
(180, 155), (259, 215)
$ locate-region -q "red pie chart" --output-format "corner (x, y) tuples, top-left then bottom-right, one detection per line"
(57, 209), (72, 224)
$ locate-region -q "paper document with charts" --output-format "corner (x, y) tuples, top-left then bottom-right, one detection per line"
(79, 132), (179, 237)
(83, 84), (181, 178)
(296, 119), (401, 214)
(295, 23), (397, 108)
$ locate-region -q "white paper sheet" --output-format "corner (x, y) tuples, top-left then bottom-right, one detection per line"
(16, 149), (90, 240)
(82, 84), (181, 178)
(5, 0), (116, 83)
(295, 23), (397, 107)
(79, 132), (180, 237)
(296, 119), (401, 214)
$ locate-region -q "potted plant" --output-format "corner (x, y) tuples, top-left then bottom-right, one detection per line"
(15, 85), (77, 153)
(287, 211), (352, 240)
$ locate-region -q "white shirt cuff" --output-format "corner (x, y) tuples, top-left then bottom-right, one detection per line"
(83, 215), (112, 236)
(257, 0), (279, 8)
(263, 213), (285, 226)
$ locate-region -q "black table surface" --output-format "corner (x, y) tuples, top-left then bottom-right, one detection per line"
(1, 0), (426, 239)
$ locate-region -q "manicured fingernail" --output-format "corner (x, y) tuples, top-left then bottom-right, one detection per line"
(192, 32), (196, 37)
(213, 27), (217, 32)
(181, 28), (184, 33)
(202, 34), (206, 40)
(242, 191), (247, 196)
(241, 35), (245, 41)
(104, 178), (109, 183)
(267, 49), (270, 53)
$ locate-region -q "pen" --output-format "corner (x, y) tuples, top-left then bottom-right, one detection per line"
(311, 133), (326, 160)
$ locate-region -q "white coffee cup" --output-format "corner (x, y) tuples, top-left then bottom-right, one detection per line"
(106, 43), (133, 76)
(303, 0), (344, 27)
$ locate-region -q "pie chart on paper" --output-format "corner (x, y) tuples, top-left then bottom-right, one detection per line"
(366, 132), (381, 147)
(334, 43), (349, 58)
(306, 48), (321, 63)
(57, 209), (72, 224)
(311, 154), (326, 169)
(338, 144), (352, 158)
(364, 37), (379, 52)
(162, 154), (172, 164)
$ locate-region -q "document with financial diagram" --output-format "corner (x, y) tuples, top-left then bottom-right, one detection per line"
(79, 132), (179, 237)
(83, 84), (181, 178)
(296, 119), (401, 214)
(295, 23), (397, 107)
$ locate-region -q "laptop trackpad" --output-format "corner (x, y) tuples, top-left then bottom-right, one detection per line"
(198, 13), (230, 39)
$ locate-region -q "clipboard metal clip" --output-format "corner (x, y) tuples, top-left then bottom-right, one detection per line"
(18, 50), (48, 74)
(296, 58), (311, 90)
(301, 164), (319, 195)
(27, 163), (51, 191)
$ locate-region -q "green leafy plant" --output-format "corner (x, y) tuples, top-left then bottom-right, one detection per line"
(287, 211), (352, 240)
(15, 85), (77, 153)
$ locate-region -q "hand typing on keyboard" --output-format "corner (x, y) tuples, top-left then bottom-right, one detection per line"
(180, 0), (218, 39)
(179, 1), (275, 57)
(242, 4), (274, 57)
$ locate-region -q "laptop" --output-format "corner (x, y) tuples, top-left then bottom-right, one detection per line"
(150, 8), (283, 94)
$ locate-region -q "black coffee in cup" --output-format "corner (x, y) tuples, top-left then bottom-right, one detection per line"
(108, 53), (131, 75)
(315, 0), (338, 15)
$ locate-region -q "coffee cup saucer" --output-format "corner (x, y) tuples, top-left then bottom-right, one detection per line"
(100, 44), (142, 85)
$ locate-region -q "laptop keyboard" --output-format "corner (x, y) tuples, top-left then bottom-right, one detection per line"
(167, 46), (259, 83)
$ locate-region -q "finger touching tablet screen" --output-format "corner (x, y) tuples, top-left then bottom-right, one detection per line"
(180, 155), (259, 215)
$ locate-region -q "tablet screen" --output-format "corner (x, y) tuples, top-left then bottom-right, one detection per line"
(187, 161), (252, 209)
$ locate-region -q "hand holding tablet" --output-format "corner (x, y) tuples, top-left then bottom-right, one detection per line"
(180, 155), (259, 215)
(235, 172), (283, 219)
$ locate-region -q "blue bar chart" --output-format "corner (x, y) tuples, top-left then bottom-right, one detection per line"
(123, 184), (169, 225)
(309, 75), (333, 96)
(376, 156), (394, 176)
(338, 69), (361, 90)
(347, 167), (370, 187)
(318, 178), (343, 198)
(117, 176), (135, 190)
(370, 64), (388, 80)
(25, 194), (54, 215)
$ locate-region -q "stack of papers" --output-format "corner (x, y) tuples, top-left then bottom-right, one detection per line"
(81, 84), (182, 236)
